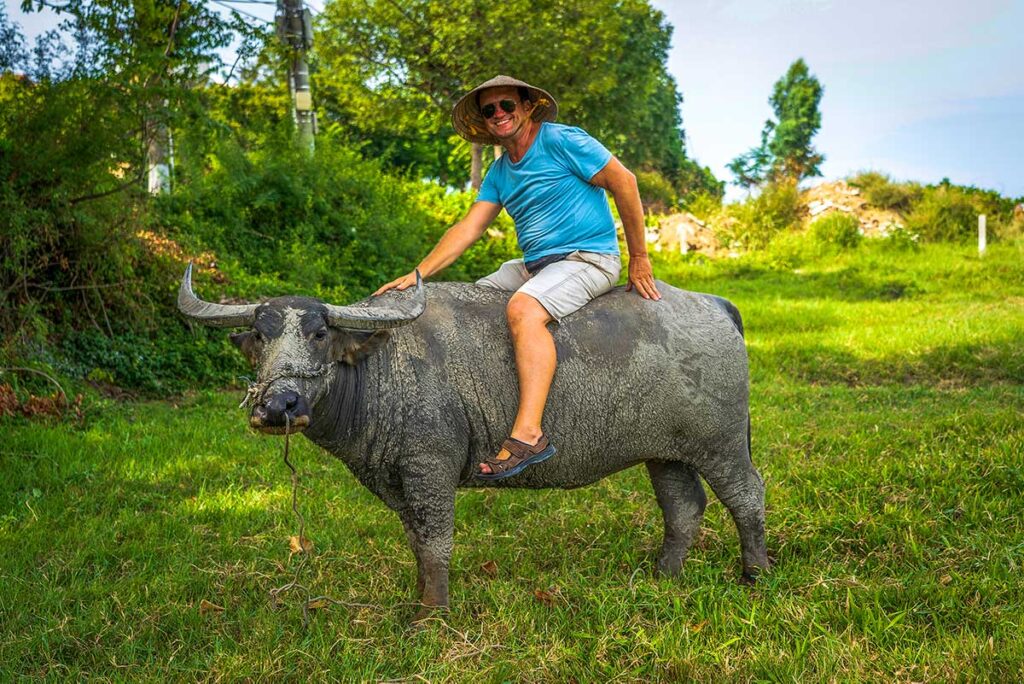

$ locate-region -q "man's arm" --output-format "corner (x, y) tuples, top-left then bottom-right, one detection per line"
(374, 200), (503, 295)
(590, 158), (661, 300)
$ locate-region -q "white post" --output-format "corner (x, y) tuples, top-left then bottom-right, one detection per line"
(978, 214), (987, 255)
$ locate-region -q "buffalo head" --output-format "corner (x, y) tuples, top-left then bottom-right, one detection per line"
(177, 263), (424, 434)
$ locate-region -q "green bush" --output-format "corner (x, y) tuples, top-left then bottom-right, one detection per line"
(848, 171), (922, 213)
(410, 184), (519, 282)
(160, 133), (434, 301)
(722, 181), (801, 250)
(57, 327), (244, 395)
(682, 192), (723, 223)
(851, 174), (1017, 244)
(160, 132), (514, 302)
(762, 229), (812, 270)
(809, 212), (862, 251)
(904, 185), (981, 242)
(0, 74), (169, 350)
(880, 224), (921, 251)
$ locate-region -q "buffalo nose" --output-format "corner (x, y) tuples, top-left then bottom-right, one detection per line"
(253, 390), (311, 432)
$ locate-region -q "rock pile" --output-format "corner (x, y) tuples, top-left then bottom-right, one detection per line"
(650, 212), (721, 256)
(799, 180), (904, 237)
(649, 179), (910, 255)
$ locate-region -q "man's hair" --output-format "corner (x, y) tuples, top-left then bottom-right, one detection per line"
(476, 86), (531, 109)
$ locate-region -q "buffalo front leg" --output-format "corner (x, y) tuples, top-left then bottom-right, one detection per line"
(699, 434), (770, 582)
(646, 461), (707, 577)
(399, 513), (426, 597)
(400, 464), (456, 623)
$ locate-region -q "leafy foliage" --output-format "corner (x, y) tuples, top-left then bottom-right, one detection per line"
(903, 185), (981, 243)
(635, 169), (677, 213)
(848, 171), (922, 212)
(162, 131), (517, 301)
(0, 1), (240, 345)
(313, 0), (719, 199)
(729, 59), (824, 188)
(905, 181), (1016, 243)
(721, 181), (802, 249)
(809, 212), (862, 251)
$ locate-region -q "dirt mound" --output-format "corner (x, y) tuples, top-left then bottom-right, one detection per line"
(800, 180), (904, 237)
(650, 179), (908, 255)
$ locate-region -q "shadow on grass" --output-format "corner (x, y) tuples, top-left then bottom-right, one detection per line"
(752, 334), (1024, 386)
(680, 263), (924, 304)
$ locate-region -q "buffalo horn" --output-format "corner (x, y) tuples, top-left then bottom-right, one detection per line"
(325, 270), (426, 330)
(177, 262), (259, 327)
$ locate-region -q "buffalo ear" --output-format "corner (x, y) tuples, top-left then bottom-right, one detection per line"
(229, 331), (261, 366)
(332, 330), (390, 365)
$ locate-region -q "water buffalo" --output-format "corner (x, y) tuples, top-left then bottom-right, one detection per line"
(178, 264), (768, 620)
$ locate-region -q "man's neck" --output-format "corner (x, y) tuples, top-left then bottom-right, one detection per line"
(501, 119), (540, 164)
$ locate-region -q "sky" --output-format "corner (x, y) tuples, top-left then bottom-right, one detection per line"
(651, 0), (1024, 199)
(6, 0), (1023, 199)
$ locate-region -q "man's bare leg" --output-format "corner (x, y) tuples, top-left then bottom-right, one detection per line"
(479, 293), (554, 474)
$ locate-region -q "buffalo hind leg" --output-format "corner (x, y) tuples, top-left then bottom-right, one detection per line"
(699, 436), (770, 582)
(646, 461), (707, 577)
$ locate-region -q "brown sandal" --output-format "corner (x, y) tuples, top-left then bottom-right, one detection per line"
(476, 435), (557, 480)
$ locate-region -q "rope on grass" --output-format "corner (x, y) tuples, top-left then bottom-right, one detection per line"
(241, 367), (389, 628)
(267, 412), (379, 629)
(267, 413), (318, 628)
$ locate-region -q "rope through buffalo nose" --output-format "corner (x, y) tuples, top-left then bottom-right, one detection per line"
(239, 363), (328, 410)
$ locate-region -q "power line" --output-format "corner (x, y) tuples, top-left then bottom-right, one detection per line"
(220, 0), (320, 15)
(210, 0), (274, 24)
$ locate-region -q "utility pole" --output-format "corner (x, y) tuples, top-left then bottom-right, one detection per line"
(277, 0), (315, 152)
(147, 99), (174, 195)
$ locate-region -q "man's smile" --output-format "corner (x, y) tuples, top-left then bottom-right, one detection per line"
(489, 113), (516, 133)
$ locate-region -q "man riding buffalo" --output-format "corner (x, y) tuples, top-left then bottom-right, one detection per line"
(375, 75), (660, 480)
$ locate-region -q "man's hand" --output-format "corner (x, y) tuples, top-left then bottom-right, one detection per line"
(374, 271), (420, 296)
(626, 255), (661, 300)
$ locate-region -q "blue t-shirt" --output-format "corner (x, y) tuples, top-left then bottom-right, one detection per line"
(477, 122), (619, 262)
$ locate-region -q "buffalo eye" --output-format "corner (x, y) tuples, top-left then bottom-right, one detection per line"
(313, 329), (328, 342)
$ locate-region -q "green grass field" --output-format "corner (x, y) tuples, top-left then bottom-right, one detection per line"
(2, 241), (1022, 681)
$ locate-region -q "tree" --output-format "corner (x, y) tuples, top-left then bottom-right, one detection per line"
(728, 58), (824, 188)
(1, 1), (242, 338)
(312, 0), (715, 195)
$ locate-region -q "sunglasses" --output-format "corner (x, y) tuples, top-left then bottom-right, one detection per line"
(481, 99), (517, 119)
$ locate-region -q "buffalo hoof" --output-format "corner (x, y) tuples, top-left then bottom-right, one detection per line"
(654, 553), (686, 578)
(739, 559), (773, 585)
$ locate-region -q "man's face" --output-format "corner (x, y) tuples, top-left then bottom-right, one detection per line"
(479, 87), (532, 141)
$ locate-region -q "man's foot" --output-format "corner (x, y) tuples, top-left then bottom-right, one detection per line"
(476, 435), (556, 480)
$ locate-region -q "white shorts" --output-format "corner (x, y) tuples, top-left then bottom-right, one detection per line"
(476, 250), (621, 321)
